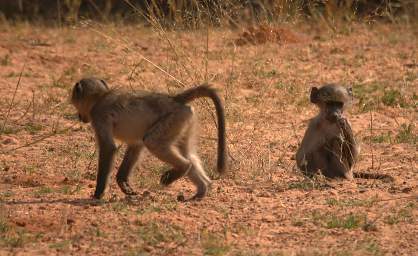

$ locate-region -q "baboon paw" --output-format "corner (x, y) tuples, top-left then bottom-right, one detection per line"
(176, 193), (206, 202)
(125, 190), (138, 196)
(89, 193), (106, 205)
(118, 181), (137, 196)
(190, 189), (207, 201)
(122, 190), (137, 196)
(190, 193), (206, 201)
(92, 192), (104, 200)
(160, 170), (183, 186)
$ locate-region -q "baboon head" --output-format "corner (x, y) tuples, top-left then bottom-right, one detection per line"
(71, 78), (109, 123)
(310, 84), (353, 122)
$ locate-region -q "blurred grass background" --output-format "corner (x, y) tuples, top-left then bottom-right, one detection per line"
(0, 0), (417, 27)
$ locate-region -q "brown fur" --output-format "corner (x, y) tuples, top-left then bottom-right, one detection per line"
(71, 78), (227, 200)
(296, 84), (393, 181)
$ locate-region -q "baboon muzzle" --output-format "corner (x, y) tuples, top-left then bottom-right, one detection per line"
(326, 108), (342, 122)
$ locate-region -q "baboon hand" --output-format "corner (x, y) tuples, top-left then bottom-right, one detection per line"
(336, 115), (346, 126)
(337, 117), (354, 139)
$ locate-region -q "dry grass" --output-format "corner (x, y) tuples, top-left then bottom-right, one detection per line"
(0, 20), (417, 255)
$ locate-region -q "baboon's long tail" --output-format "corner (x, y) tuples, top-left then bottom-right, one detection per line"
(174, 84), (227, 174)
(353, 172), (394, 182)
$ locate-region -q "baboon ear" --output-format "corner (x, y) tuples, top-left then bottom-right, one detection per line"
(100, 79), (109, 89)
(310, 87), (320, 103)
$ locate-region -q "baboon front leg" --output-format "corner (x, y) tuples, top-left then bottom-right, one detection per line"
(143, 107), (193, 186)
(324, 138), (353, 179)
(116, 143), (144, 196)
(94, 138), (117, 199)
(338, 118), (359, 167)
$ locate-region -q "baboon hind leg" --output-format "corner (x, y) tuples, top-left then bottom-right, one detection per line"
(116, 143), (144, 196)
(143, 106), (194, 186)
(297, 151), (319, 177)
(187, 154), (211, 200)
(179, 119), (211, 200)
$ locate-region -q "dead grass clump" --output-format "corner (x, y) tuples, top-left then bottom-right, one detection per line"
(235, 25), (301, 46)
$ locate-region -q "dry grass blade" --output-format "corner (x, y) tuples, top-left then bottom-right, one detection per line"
(87, 24), (186, 88)
(0, 124), (76, 154)
(1, 63), (26, 134)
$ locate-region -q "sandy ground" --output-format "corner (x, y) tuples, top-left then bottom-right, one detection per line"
(0, 22), (417, 255)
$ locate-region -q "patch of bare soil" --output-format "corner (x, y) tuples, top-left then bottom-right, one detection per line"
(0, 22), (417, 255)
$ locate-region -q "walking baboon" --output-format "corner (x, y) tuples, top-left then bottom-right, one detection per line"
(71, 78), (226, 200)
(296, 84), (393, 181)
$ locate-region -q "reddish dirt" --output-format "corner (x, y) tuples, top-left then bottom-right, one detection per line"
(0, 22), (417, 255)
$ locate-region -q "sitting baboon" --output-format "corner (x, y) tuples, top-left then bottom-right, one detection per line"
(296, 84), (393, 181)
